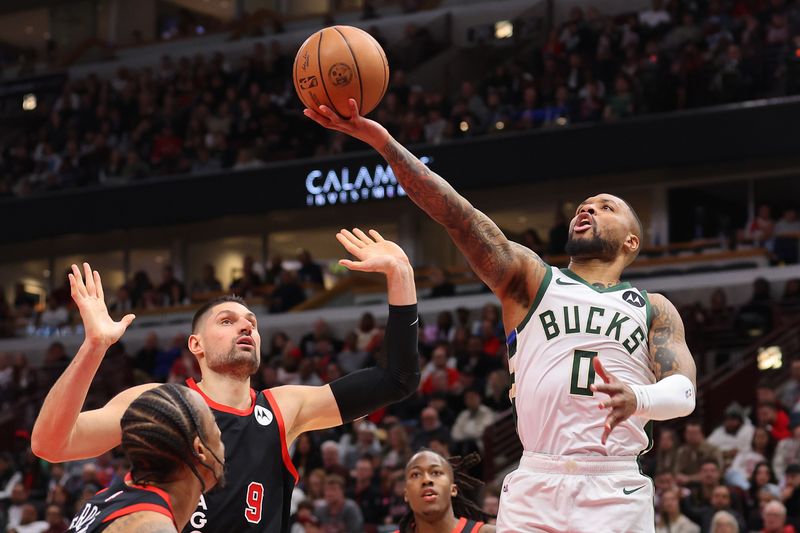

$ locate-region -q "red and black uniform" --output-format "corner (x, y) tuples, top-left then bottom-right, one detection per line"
(393, 517), (485, 533)
(67, 474), (176, 532)
(182, 379), (298, 533)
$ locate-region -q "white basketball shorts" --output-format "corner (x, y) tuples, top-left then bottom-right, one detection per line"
(496, 451), (654, 533)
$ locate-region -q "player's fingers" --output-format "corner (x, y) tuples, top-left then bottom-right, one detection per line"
(352, 228), (375, 245)
(71, 264), (88, 297)
(93, 270), (105, 301)
(593, 356), (612, 383)
(368, 229), (385, 242)
(302, 108), (329, 124)
(339, 229), (366, 248)
(120, 314), (136, 328)
(83, 263), (96, 296)
(591, 382), (624, 395)
(598, 395), (626, 410)
(601, 412), (620, 444)
(339, 259), (366, 272)
(348, 98), (360, 118)
(318, 105), (342, 124)
(336, 232), (362, 257)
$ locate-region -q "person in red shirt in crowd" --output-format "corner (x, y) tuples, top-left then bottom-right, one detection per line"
(757, 402), (792, 442)
(421, 345), (460, 395)
(761, 500), (796, 533)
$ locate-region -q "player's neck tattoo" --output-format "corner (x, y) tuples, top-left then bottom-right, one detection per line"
(592, 281), (620, 289)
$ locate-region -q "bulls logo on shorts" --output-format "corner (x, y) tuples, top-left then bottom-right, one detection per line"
(254, 405), (273, 426)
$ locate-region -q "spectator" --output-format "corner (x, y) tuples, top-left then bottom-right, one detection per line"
(727, 427), (774, 488)
(411, 407), (451, 450)
(484, 369), (512, 412)
(0, 452), (22, 502)
(382, 424), (412, 471)
(320, 441), (349, 480)
(269, 270), (307, 313)
(775, 426), (800, 484)
(313, 474), (364, 533)
(229, 255), (262, 297)
(774, 210), (800, 264)
(699, 486), (748, 532)
(758, 402), (792, 442)
(341, 421), (382, 471)
(38, 297), (69, 331)
(656, 428), (681, 475)
(420, 345), (461, 395)
(781, 463), (800, 522)
(384, 471), (409, 526)
(191, 263), (222, 294)
(6, 482), (29, 530)
(297, 250), (324, 286)
(451, 388), (495, 450)
(156, 265), (186, 306)
(11, 503), (49, 533)
(676, 421), (723, 483)
(709, 510), (740, 532)
(748, 463), (780, 512)
(656, 488), (700, 533)
(43, 504), (68, 533)
(762, 500), (795, 533)
(640, 0), (671, 29)
(353, 312), (380, 352)
(736, 278), (775, 337)
(265, 255), (285, 285)
(745, 205), (776, 247)
(708, 403), (754, 458)
(289, 499), (320, 533)
(428, 268), (455, 299)
(347, 456), (385, 526)
(779, 361), (800, 411)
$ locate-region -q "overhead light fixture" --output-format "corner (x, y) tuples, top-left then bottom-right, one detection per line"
(495, 20), (513, 39)
(22, 93), (37, 111)
(757, 345), (782, 370)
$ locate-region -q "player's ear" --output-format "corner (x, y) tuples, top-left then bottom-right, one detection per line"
(450, 483), (458, 498)
(188, 334), (203, 357)
(194, 435), (208, 462)
(625, 233), (640, 255)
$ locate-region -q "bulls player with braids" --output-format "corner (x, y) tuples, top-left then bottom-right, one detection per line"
(69, 384), (224, 533)
(33, 228), (421, 533)
(398, 451), (495, 533)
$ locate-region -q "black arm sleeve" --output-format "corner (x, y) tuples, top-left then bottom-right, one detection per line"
(330, 303), (420, 423)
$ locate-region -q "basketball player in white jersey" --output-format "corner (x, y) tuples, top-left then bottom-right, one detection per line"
(305, 99), (697, 532)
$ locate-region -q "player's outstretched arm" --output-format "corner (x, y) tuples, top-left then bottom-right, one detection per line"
(591, 293), (696, 444)
(304, 99), (546, 307)
(31, 263), (157, 462)
(272, 229), (420, 445)
(103, 511), (178, 533)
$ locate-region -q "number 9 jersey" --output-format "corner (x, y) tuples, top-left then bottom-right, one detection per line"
(182, 379), (298, 533)
(507, 266), (656, 457)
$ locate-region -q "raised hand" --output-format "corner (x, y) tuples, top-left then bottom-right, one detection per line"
(335, 228), (411, 275)
(303, 99), (386, 147)
(590, 357), (638, 445)
(69, 263), (135, 347)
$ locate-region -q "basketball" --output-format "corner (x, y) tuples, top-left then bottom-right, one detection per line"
(293, 25), (389, 118)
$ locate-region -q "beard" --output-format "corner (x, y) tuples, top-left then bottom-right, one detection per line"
(564, 229), (619, 261)
(206, 340), (259, 380)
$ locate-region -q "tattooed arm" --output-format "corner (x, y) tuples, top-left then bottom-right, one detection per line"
(591, 293), (696, 443)
(303, 99), (547, 308)
(648, 293), (697, 386)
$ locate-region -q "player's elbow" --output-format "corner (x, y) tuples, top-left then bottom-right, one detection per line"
(31, 432), (60, 463)
(384, 371), (420, 403)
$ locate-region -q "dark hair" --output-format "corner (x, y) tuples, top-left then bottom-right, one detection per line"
(399, 451), (493, 532)
(191, 295), (247, 332)
(619, 197), (644, 240)
(120, 384), (221, 491)
(749, 461), (778, 502)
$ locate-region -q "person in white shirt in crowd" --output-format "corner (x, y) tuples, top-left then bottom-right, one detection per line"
(451, 388), (495, 451)
(8, 503), (49, 533)
(778, 360), (800, 413)
(774, 424), (800, 485)
(727, 427), (773, 489)
(709, 404), (754, 458)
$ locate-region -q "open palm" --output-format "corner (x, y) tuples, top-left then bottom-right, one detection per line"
(69, 263), (135, 347)
(336, 229), (410, 274)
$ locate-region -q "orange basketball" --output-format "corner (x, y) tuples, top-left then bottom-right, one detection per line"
(293, 25), (389, 118)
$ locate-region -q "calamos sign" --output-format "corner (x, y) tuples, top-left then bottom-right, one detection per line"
(305, 156), (432, 207)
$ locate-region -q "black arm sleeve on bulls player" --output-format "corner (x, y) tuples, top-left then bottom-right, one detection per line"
(330, 303), (420, 423)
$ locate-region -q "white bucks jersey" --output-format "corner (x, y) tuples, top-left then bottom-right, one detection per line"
(507, 266), (655, 457)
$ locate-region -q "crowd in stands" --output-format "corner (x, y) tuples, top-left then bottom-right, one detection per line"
(2, 0), (800, 197)
(1, 274), (800, 531)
